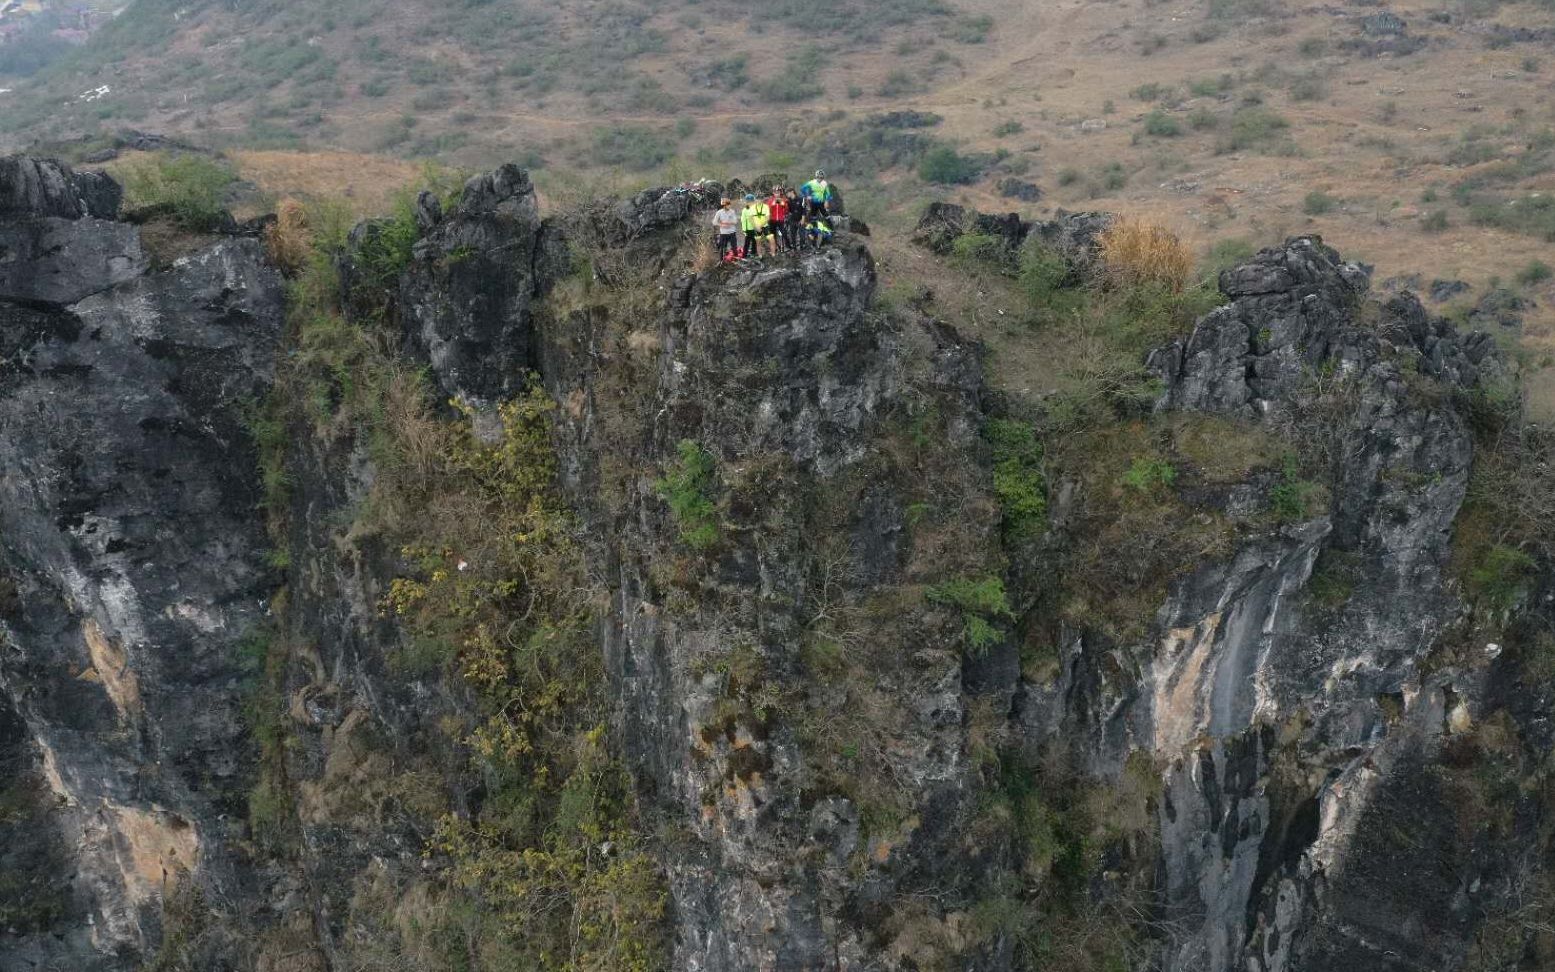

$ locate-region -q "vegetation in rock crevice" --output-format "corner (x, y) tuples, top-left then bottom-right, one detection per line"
(248, 182), (670, 970)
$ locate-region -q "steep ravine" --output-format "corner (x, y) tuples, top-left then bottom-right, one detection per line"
(1, 157), (1551, 972)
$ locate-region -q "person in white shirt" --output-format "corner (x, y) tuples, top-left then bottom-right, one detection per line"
(712, 198), (740, 261)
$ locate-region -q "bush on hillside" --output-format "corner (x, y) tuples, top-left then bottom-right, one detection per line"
(1468, 194), (1555, 242)
(918, 145), (982, 184)
(593, 126), (676, 171)
(1303, 191), (1338, 215)
(1208, 0), (1275, 20)
(1517, 260), (1553, 286)
(1215, 107), (1292, 154)
(1144, 111), (1182, 137)
(986, 419), (1047, 541)
(118, 153), (237, 231)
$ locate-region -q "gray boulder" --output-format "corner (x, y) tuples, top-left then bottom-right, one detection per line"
(0, 155), (121, 220)
(397, 163), (561, 404)
(0, 156), (143, 305)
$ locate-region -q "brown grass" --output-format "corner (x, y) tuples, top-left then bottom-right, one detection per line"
(263, 198), (311, 275)
(689, 235), (720, 273)
(231, 150), (423, 217)
(1098, 218), (1194, 293)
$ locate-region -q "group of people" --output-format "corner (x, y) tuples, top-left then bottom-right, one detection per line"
(712, 170), (837, 262)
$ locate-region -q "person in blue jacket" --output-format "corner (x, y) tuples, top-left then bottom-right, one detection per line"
(799, 170), (833, 219)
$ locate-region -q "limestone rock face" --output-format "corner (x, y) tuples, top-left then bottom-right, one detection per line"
(1133, 238), (1507, 972)
(395, 163), (562, 404)
(0, 158), (283, 971)
(1, 160), (1547, 972)
(558, 237), (1000, 970)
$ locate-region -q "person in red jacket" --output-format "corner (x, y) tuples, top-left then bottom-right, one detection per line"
(765, 185), (791, 253)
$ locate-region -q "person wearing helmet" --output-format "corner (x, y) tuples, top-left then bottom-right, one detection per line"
(739, 193), (770, 259)
(712, 197), (741, 262)
(765, 185), (790, 253)
(801, 169), (833, 220)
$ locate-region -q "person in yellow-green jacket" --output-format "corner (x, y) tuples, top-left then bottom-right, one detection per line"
(800, 170), (833, 219)
(739, 193), (771, 259)
(803, 211), (833, 248)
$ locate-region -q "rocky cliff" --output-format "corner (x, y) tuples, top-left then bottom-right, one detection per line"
(1, 158), (1551, 972)
(0, 157), (283, 970)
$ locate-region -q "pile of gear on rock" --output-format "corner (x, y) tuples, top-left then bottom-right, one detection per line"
(711, 170), (837, 263)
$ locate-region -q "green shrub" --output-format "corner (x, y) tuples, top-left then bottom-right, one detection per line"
(1208, 0), (1274, 19)
(1269, 454), (1324, 521)
(1215, 107), (1291, 153)
(1467, 194), (1555, 241)
(953, 14), (994, 42)
(918, 145), (981, 184)
(1303, 190), (1338, 215)
(1129, 82), (1174, 102)
(593, 125), (676, 170)
(1423, 209), (1450, 233)
(1306, 550), (1356, 609)
(993, 120), (1025, 137)
(755, 47), (825, 102)
(701, 56), (749, 90)
(1144, 111), (1182, 137)
(927, 576), (1013, 653)
(952, 232), (1013, 270)
(1467, 545), (1536, 612)
(1517, 260), (1553, 285)
(1447, 137), (1504, 168)
(877, 69), (922, 97)
(1018, 241), (1087, 321)
(353, 194), (421, 291)
(755, 75), (824, 102)
(656, 440), (720, 550)
(1093, 162), (1128, 195)
(1189, 74), (1234, 97)
(118, 153), (237, 230)
(1289, 75), (1326, 102)
(1122, 457), (1176, 493)
(1297, 36), (1328, 57)
(1205, 237), (1257, 273)
(1132, 28), (1165, 52)
(987, 419), (1047, 540)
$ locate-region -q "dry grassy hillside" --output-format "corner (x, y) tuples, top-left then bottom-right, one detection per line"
(5, 0), (1554, 409)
